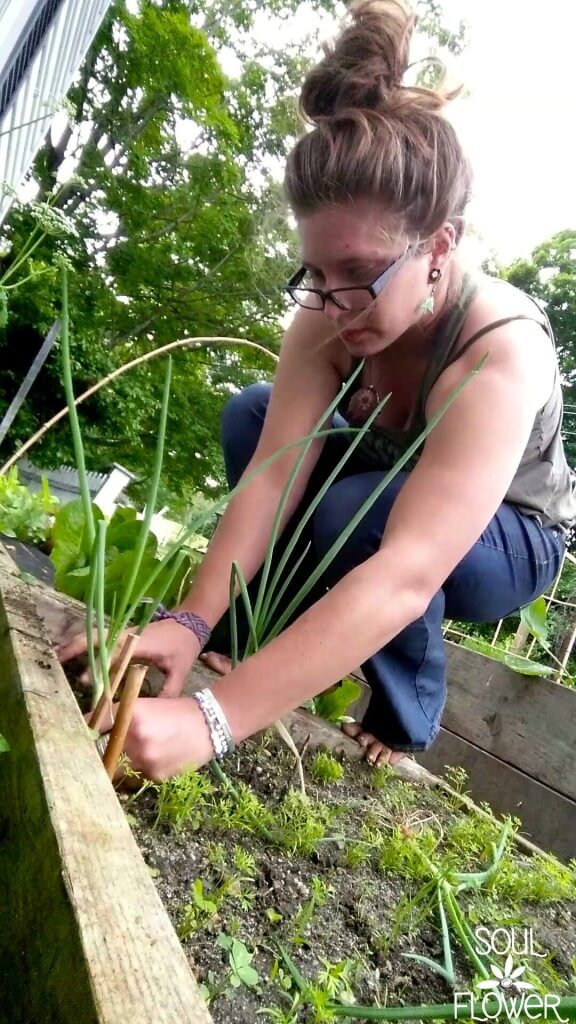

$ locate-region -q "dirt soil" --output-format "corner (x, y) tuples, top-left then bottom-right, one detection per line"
(125, 736), (576, 1024)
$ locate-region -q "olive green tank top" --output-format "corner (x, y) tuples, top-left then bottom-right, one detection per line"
(337, 273), (576, 534)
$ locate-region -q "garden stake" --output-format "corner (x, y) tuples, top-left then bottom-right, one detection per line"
(102, 664), (147, 779)
(89, 632), (140, 734)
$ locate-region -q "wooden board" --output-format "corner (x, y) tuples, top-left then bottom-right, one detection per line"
(417, 727), (576, 862)
(443, 642), (576, 802)
(0, 570), (212, 1024)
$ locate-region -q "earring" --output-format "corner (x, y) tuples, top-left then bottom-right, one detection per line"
(419, 267), (442, 314)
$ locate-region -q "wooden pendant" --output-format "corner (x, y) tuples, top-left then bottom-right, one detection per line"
(346, 385), (380, 425)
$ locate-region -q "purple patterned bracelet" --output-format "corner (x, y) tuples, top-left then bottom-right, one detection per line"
(152, 604), (211, 649)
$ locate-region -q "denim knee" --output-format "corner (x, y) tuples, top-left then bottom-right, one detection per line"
(312, 472), (407, 582)
(221, 382), (272, 487)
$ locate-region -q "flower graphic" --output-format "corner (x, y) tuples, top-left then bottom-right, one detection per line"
(477, 955), (535, 994)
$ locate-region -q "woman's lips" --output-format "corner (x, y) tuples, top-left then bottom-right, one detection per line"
(340, 328), (367, 344)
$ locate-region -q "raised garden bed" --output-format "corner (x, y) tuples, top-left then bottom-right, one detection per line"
(1, 557), (576, 1024)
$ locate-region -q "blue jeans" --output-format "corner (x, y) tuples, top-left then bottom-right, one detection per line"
(212, 383), (565, 752)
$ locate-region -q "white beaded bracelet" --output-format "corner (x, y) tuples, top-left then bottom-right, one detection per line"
(192, 688), (235, 761)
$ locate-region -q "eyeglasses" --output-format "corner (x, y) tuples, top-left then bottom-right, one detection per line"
(285, 245), (412, 312)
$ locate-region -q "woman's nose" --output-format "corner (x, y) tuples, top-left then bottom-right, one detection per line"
(322, 294), (346, 323)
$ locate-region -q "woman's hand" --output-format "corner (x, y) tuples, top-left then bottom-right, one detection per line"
(95, 695), (215, 779)
(57, 619), (202, 697)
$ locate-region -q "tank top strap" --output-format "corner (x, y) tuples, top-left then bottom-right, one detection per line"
(415, 272), (479, 426)
(417, 276), (553, 423)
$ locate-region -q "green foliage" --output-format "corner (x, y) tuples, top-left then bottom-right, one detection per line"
(521, 596), (549, 645)
(0, 0), (469, 511)
(49, 500), (199, 621)
(179, 878), (221, 938)
(0, 733), (9, 753)
(312, 677), (362, 724)
(502, 229), (576, 468)
(309, 751), (344, 784)
(216, 932), (260, 988)
(273, 791), (337, 856)
(154, 767), (215, 831)
(291, 876), (334, 946)
(0, 468), (58, 544)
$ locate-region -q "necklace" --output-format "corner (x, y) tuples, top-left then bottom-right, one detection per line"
(346, 357), (381, 425)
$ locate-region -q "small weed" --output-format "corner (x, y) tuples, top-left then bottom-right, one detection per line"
(310, 751), (344, 784)
(179, 879), (221, 939)
(233, 845), (257, 877)
(445, 763), (470, 795)
(291, 877), (334, 946)
(342, 841), (371, 869)
(273, 790), (338, 856)
(216, 931), (260, 988)
(316, 956), (357, 1002)
(368, 763), (394, 790)
(215, 781), (274, 837)
(205, 841), (228, 873)
(376, 825), (439, 879)
(154, 769), (214, 832)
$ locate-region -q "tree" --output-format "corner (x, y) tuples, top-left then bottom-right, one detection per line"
(502, 229), (576, 469)
(0, 0), (466, 513)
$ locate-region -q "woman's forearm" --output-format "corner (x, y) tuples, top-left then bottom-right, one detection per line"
(213, 552), (426, 741)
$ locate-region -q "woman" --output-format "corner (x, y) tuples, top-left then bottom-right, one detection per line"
(60, 0), (575, 776)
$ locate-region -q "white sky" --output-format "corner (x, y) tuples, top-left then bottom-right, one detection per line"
(443, 0), (576, 262)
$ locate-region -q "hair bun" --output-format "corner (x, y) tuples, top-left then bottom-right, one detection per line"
(300, 0), (451, 123)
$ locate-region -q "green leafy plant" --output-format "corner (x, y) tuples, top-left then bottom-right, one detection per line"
(291, 877), (334, 947)
(309, 751), (345, 785)
(0, 468), (58, 544)
(49, 501), (199, 621)
(154, 767), (215, 832)
(311, 677), (362, 724)
(216, 932), (260, 988)
(179, 879), (221, 939)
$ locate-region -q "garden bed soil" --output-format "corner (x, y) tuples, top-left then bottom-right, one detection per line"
(126, 736), (576, 1024)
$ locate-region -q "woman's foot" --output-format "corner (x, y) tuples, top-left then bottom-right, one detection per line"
(200, 651), (234, 675)
(341, 721), (406, 768)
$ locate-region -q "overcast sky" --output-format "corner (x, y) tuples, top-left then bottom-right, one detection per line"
(443, 0), (576, 262)
(248, 0), (576, 264)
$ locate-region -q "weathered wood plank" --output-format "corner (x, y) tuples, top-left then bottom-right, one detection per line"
(443, 642), (576, 803)
(0, 570), (212, 1024)
(417, 727), (576, 862)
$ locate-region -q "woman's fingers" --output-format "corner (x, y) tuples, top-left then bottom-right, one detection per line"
(57, 629), (92, 662)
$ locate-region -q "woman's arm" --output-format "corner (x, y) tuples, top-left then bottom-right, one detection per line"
(214, 315), (553, 725)
(119, 316), (555, 777)
(175, 308), (343, 630)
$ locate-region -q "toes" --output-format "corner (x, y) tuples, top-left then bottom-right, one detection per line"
(341, 721), (362, 739)
(366, 741), (387, 766)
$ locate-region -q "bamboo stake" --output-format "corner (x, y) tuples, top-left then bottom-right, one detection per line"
(102, 664), (148, 779)
(0, 336), (279, 474)
(89, 632), (140, 733)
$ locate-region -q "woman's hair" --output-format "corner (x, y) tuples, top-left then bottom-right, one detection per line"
(284, 0), (471, 243)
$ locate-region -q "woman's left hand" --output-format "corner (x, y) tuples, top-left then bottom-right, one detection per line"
(92, 696), (215, 780)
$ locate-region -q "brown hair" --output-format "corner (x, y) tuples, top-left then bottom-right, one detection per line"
(284, 0), (471, 243)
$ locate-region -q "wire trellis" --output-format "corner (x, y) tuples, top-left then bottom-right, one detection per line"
(443, 550), (576, 686)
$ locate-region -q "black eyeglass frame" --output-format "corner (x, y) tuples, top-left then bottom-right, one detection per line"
(285, 244), (413, 311)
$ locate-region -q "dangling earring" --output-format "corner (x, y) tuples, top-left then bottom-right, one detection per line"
(419, 268), (442, 314)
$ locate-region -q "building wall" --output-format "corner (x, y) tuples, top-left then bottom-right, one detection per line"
(0, 0), (113, 225)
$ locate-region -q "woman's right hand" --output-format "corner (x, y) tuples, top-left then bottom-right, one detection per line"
(57, 618), (202, 698)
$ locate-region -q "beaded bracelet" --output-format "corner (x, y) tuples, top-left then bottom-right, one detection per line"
(192, 688), (235, 761)
(152, 603), (211, 649)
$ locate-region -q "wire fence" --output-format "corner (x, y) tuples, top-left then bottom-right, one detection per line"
(442, 549), (576, 687)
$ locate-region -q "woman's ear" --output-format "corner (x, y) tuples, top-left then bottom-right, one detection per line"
(430, 223), (457, 266)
